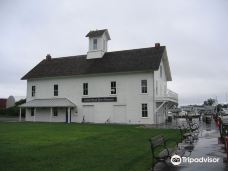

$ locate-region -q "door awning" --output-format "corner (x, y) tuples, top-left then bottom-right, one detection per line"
(19, 98), (76, 108)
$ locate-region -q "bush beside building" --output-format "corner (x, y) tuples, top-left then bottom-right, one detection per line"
(0, 99), (26, 117)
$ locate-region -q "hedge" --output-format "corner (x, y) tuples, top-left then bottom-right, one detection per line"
(0, 99), (26, 116)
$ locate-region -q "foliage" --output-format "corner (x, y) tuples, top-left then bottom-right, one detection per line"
(15, 99), (26, 106)
(203, 98), (216, 106)
(216, 104), (223, 112)
(0, 99), (26, 116)
(0, 123), (180, 171)
(0, 106), (19, 116)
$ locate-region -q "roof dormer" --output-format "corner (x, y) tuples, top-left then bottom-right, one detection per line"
(86, 29), (111, 59)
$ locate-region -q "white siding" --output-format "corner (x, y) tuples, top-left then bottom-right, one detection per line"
(154, 58), (172, 124)
(154, 60), (167, 98)
(82, 105), (95, 123)
(26, 72), (155, 124)
(112, 105), (126, 123)
(87, 34), (108, 59)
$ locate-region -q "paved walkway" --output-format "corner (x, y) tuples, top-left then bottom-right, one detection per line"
(153, 119), (228, 171)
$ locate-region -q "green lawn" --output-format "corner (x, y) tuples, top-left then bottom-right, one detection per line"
(0, 122), (180, 171)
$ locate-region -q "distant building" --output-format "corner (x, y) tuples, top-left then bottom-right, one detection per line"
(20, 29), (178, 124)
(6, 96), (15, 108)
(180, 105), (215, 113)
(0, 96), (16, 109)
(0, 99), (7, 109)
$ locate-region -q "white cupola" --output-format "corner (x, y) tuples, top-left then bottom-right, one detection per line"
(85, 29), (111, 59)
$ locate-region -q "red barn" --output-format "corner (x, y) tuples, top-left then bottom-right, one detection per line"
(0, 99), (7, 109)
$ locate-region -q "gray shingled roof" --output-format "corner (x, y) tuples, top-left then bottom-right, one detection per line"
(20, 98), (76, 107)
(86, 29), (107, 37)
(21, 46), (165, 80)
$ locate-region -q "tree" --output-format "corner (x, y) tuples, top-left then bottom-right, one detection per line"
(203, 98), (216, 106)
(217, 104), (223, 112)
(15, 99), (26, 106)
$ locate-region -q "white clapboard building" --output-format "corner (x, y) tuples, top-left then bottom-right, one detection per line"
(20, 29), (178, 124)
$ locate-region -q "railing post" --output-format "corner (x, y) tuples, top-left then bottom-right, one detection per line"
(19, 108), (22, 122)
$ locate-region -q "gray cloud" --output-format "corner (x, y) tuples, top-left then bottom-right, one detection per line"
(0, 0), (228, 105)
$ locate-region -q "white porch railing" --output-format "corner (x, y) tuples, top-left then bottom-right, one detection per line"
(166, 89), (178, 101)
(156, 89), (178, 103)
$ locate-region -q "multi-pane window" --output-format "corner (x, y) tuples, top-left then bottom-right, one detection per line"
(83, 83), (88, 95)
(160, 65), (163, 78)
(93, 39), (97, 50)
(111, 81), (116, 94)
(142, 104), (148, 117)
(141, 80), (147, 93)
(54, 84), (58, 96)
(53, 108), (58, 116)
(156, 80), (158, 95)
(32, 86), (36, 97)
(31, 108), (34, 116)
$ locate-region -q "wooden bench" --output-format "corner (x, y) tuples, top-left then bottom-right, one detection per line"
(149, 135), (185, 170)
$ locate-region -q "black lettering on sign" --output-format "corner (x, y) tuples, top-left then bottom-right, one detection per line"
(82, 97), (117, 103)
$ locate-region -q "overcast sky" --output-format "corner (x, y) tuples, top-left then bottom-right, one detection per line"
(0, 0), (228, 105)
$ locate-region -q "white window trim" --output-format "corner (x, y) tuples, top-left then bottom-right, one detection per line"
(110, 81), (117, 95)
(83, 83), (88, 96)
(140, 93), (149, 95)
(93, 38), (98, 50)
(141, 103), (148, 118)
(141, 116), (149, 119)
(54, 84), (58, 97)
(31, 85), (36, 97)
(53, 108), (58, 117)
(141, 80), (148, 94)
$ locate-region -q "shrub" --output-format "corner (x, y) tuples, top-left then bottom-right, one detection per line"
(15, 99), (26, 106)
(0, 106), (19, 116)
(0, 99), (26, 116)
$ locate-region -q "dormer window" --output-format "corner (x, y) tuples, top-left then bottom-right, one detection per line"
(93, 39), (97, 50)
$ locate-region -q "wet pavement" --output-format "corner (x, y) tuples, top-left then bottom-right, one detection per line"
(153, 118), (228, 171)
